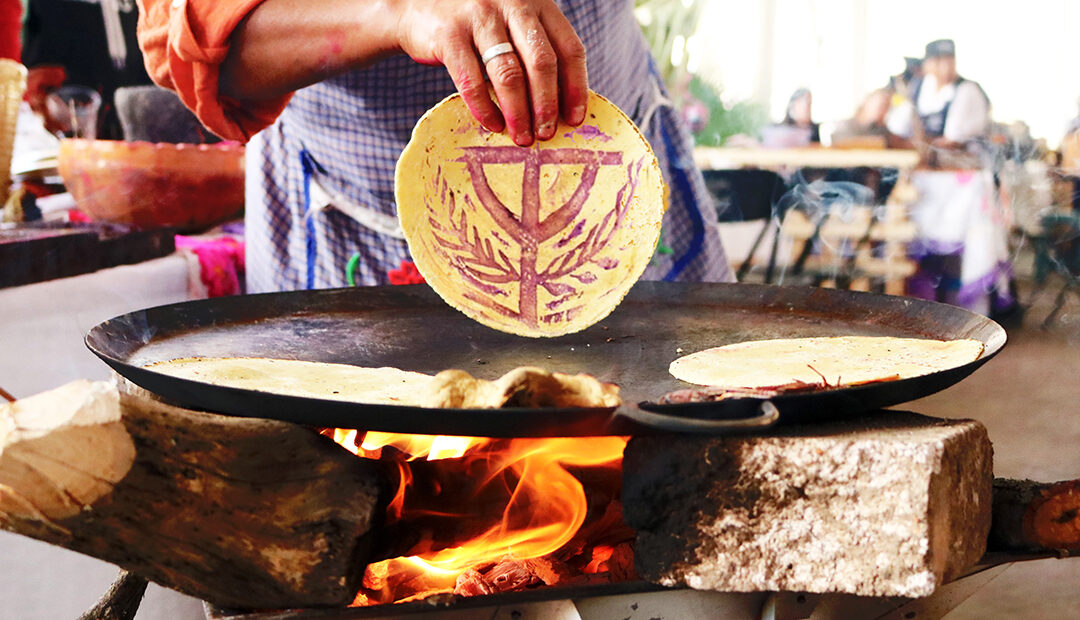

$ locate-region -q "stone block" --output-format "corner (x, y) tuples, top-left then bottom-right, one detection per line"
(622, 412), (992, 597)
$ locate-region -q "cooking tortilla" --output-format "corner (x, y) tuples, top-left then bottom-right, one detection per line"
(146, 357), (433, 406)
(669, 337), (986, 390)
(396, 90), (665, 338)
(146, 358), (620, 410)
(424, 367), (621, 409)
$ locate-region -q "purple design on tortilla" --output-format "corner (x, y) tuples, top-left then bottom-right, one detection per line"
(556, 220), (586, 248)
(562, 124), (613, 143)
(429, 148), (646, 328)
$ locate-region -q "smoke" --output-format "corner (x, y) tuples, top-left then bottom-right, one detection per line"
(766, 172), (886, 287)
(722, 128), (1079, 337)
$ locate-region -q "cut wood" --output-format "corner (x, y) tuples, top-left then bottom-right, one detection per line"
(0, 380), (388, 609)
(77, 570), (148, 620)
(989, 478), (1080, 553)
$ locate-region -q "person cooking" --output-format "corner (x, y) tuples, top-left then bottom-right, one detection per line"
(136, 0), (732, 292)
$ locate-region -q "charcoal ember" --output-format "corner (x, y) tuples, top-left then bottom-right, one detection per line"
(454, 566), (494, 597)
(581, 541), (637, 582)
(522, 555), (574, 585)
(561, 501), (635, 558)
(604, 542), (638, 582)
(453, 558), (543, 596)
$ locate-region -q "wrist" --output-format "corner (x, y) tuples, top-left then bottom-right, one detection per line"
(373, 0), (409, 58)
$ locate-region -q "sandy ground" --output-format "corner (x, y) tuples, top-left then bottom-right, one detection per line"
(910, 276), (1080, 619)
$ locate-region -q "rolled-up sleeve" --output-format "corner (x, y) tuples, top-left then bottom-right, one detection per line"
(137, 0), (292, 142)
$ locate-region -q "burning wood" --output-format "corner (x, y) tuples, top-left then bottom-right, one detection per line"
(989, 478), (1080, 553)
(328, 430), (635, 606)
(0, 380), (637, 610)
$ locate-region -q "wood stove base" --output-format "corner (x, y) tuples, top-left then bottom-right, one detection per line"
(623, 411), (993, 598)
(4, 381), (1076, 616)
(205, 557), (1046, 620)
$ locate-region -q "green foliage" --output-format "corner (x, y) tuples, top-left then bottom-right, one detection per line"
(635, 1), (767, 146)
(687, 76), (768, 146)
(634, 0), (702, 96)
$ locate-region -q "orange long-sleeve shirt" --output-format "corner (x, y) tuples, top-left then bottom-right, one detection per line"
(136, 0), (291, 141)
(0, 0), (21, 61)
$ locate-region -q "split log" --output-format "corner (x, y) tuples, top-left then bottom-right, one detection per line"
(989, 478), (1080, 553)
(0, 380), (388, 609)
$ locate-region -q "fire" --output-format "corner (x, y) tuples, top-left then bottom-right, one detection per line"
(325, 428), (629, 605)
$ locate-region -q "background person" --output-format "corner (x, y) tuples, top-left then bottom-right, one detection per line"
(886, 38), (990, 151)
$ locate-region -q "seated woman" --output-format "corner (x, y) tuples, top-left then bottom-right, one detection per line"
(762, 88), (819, 148)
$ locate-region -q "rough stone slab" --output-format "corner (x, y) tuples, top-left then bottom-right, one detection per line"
(622, 411), (992, 598)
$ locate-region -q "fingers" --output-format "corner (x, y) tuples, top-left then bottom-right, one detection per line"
(537, 5), (588, 126)
(474, 12), (533, 145)
(505, 6), (559, 140)
(431, 0), (588, 143)
(441, 26), (506, 134)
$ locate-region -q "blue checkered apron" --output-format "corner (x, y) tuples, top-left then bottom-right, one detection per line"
(245, 0), (732, 292)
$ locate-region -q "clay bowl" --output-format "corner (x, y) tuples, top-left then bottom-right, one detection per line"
(58, 139), (244, 232)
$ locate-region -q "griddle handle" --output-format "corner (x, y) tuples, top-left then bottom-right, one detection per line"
(628, 400), (780, 434)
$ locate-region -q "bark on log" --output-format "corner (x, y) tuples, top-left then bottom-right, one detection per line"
(989, 478), (1080, 553)
(77, 570), (149, 620)
(0, 380), (388, 609)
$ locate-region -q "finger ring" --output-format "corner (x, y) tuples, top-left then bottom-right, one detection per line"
(480, 42), (515, 64)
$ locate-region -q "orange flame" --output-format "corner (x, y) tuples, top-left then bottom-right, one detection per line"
(325, 429), (627, 605)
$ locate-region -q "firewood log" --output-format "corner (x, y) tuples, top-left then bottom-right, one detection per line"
(77, 570), (148, 620)
(0, 380), (388, 609)
(989, 478), (1080, 553)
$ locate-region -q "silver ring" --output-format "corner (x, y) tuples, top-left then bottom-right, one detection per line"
(480, 42), (515, 64)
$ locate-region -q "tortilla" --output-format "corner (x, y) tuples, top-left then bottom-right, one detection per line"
(668, 337), (986, 390)
(396, 90), (665, 338)
(146, 358), (620, 410)
(146, 357), (433, 406)
(423, 367), (621, 409)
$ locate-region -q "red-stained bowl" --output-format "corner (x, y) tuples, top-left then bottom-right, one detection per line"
(58, 139), (244, 232)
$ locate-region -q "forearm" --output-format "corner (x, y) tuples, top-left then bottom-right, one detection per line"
(220, 0), (400, 102)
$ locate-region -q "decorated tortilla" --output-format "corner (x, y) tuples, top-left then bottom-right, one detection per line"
(669, 337), (986, 390)
(396, 91), (665, 337)
(147, 357), (433, 406)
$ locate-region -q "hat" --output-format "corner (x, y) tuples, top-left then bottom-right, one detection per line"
(924, 39), (955, 59)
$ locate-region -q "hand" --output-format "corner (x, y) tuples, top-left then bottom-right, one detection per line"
(24, 65), (67, 134)
(393, 0), (589, 146)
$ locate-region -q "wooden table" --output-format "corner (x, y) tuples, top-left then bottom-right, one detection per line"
(694, 146), (920, 171)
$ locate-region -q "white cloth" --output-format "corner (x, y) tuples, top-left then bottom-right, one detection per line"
(886, 75), (989, 142)
(909, 169), (1012, 311)
(0, 254), (196, 398)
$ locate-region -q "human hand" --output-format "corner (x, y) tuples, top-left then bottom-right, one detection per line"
(24, 65), (66, 119)
(393, 0), (588, 146)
